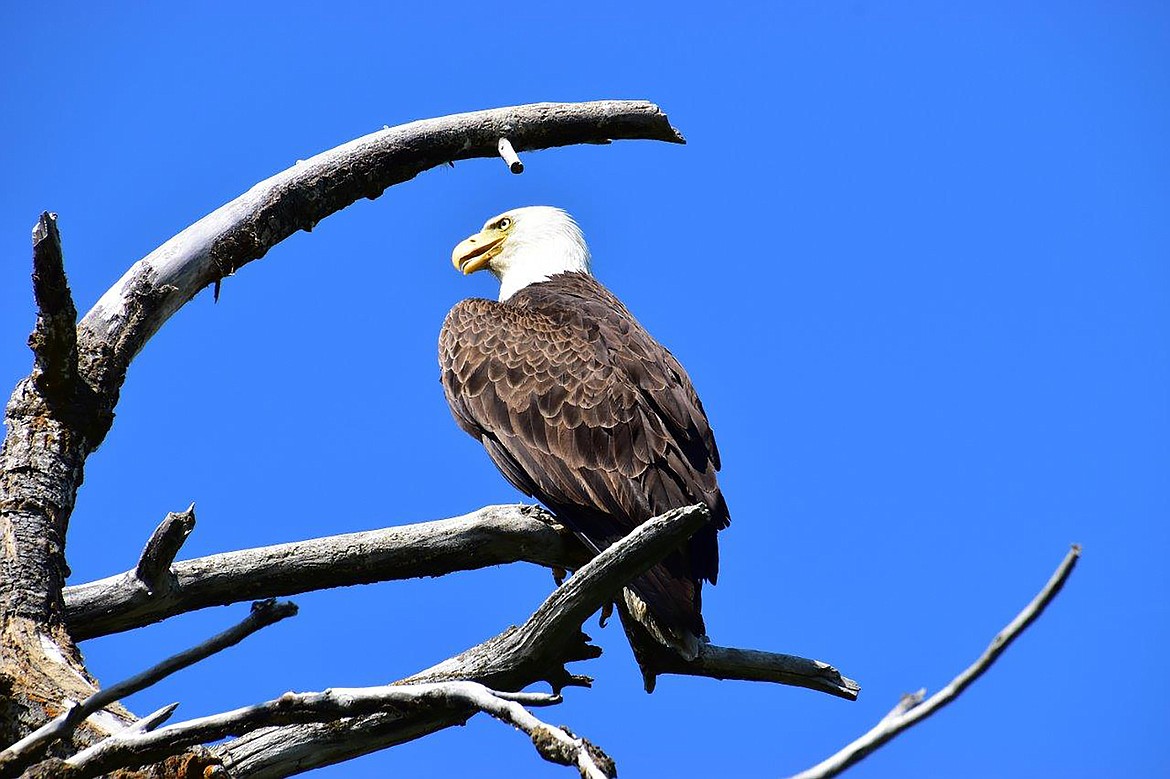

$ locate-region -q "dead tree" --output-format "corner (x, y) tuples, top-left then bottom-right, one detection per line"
(0, 100), (1078, 778)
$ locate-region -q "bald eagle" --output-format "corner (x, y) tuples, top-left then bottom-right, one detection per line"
(439, 206), (729, 689)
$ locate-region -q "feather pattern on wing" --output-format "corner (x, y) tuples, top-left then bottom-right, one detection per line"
(439, 272), (729, 651)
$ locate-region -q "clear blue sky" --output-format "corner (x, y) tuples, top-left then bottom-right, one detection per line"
(2, 3), (1167, 777)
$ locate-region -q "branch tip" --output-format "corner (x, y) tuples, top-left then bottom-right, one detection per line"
(28, 210), (79, 403)
(498, 138), (524, 173)
(787, 545), (1082, 779)
(135, 506), (197, 595)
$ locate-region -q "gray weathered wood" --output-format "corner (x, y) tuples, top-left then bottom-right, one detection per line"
(662, 643), (860, 701)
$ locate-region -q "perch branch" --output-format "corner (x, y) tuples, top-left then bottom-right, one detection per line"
(64, 502), (857, 699)
(64, 683), (608, 779)
(787, 544), (1082, 779)
(0, 600), (296, 777)
(211, 506), (707, 777)
(407, 504), (710, 690)
(64, 504), (585, 640)
(134, 504), (196, 596)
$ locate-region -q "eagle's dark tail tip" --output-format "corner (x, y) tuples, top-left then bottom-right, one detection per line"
(615, 577), (705, 693)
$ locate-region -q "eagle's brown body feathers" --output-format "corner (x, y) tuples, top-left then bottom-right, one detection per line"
(439, 271), (729, 683)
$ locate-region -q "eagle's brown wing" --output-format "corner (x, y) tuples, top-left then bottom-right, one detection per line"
(438, 273), (728, 651)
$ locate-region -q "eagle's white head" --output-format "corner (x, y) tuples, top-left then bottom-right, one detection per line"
(451, 206), (592, 301)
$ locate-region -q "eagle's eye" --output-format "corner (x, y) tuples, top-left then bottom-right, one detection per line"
(496, 217), (512, 230)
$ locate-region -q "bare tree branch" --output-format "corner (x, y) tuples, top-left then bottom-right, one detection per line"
(63, 683), (608, 779)
(0, 600), (296, 776)
(212, 506), (709, 778)
(64, 504), (585, 640)
(449, 685), (613, 779)
(660, 643), (860, 701)
(786, 544), (1082, 779)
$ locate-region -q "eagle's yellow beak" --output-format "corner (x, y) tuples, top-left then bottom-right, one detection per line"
(451, 228), (508, 275)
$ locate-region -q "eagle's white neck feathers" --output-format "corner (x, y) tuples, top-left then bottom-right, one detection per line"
(489, 207), (592, 300)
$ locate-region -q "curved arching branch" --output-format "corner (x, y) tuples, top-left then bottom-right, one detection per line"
(73, 100), (685, 449)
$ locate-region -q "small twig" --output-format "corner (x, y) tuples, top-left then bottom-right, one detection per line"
(125, 703), (180, 735)
(787, 544), (1082, 779)
(65, 682), (608, 779)
(0, 600), (296, 776)
(498, 138), (524, 173)
(134, 504), (196, 595)
(455, 684), (614, 779)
